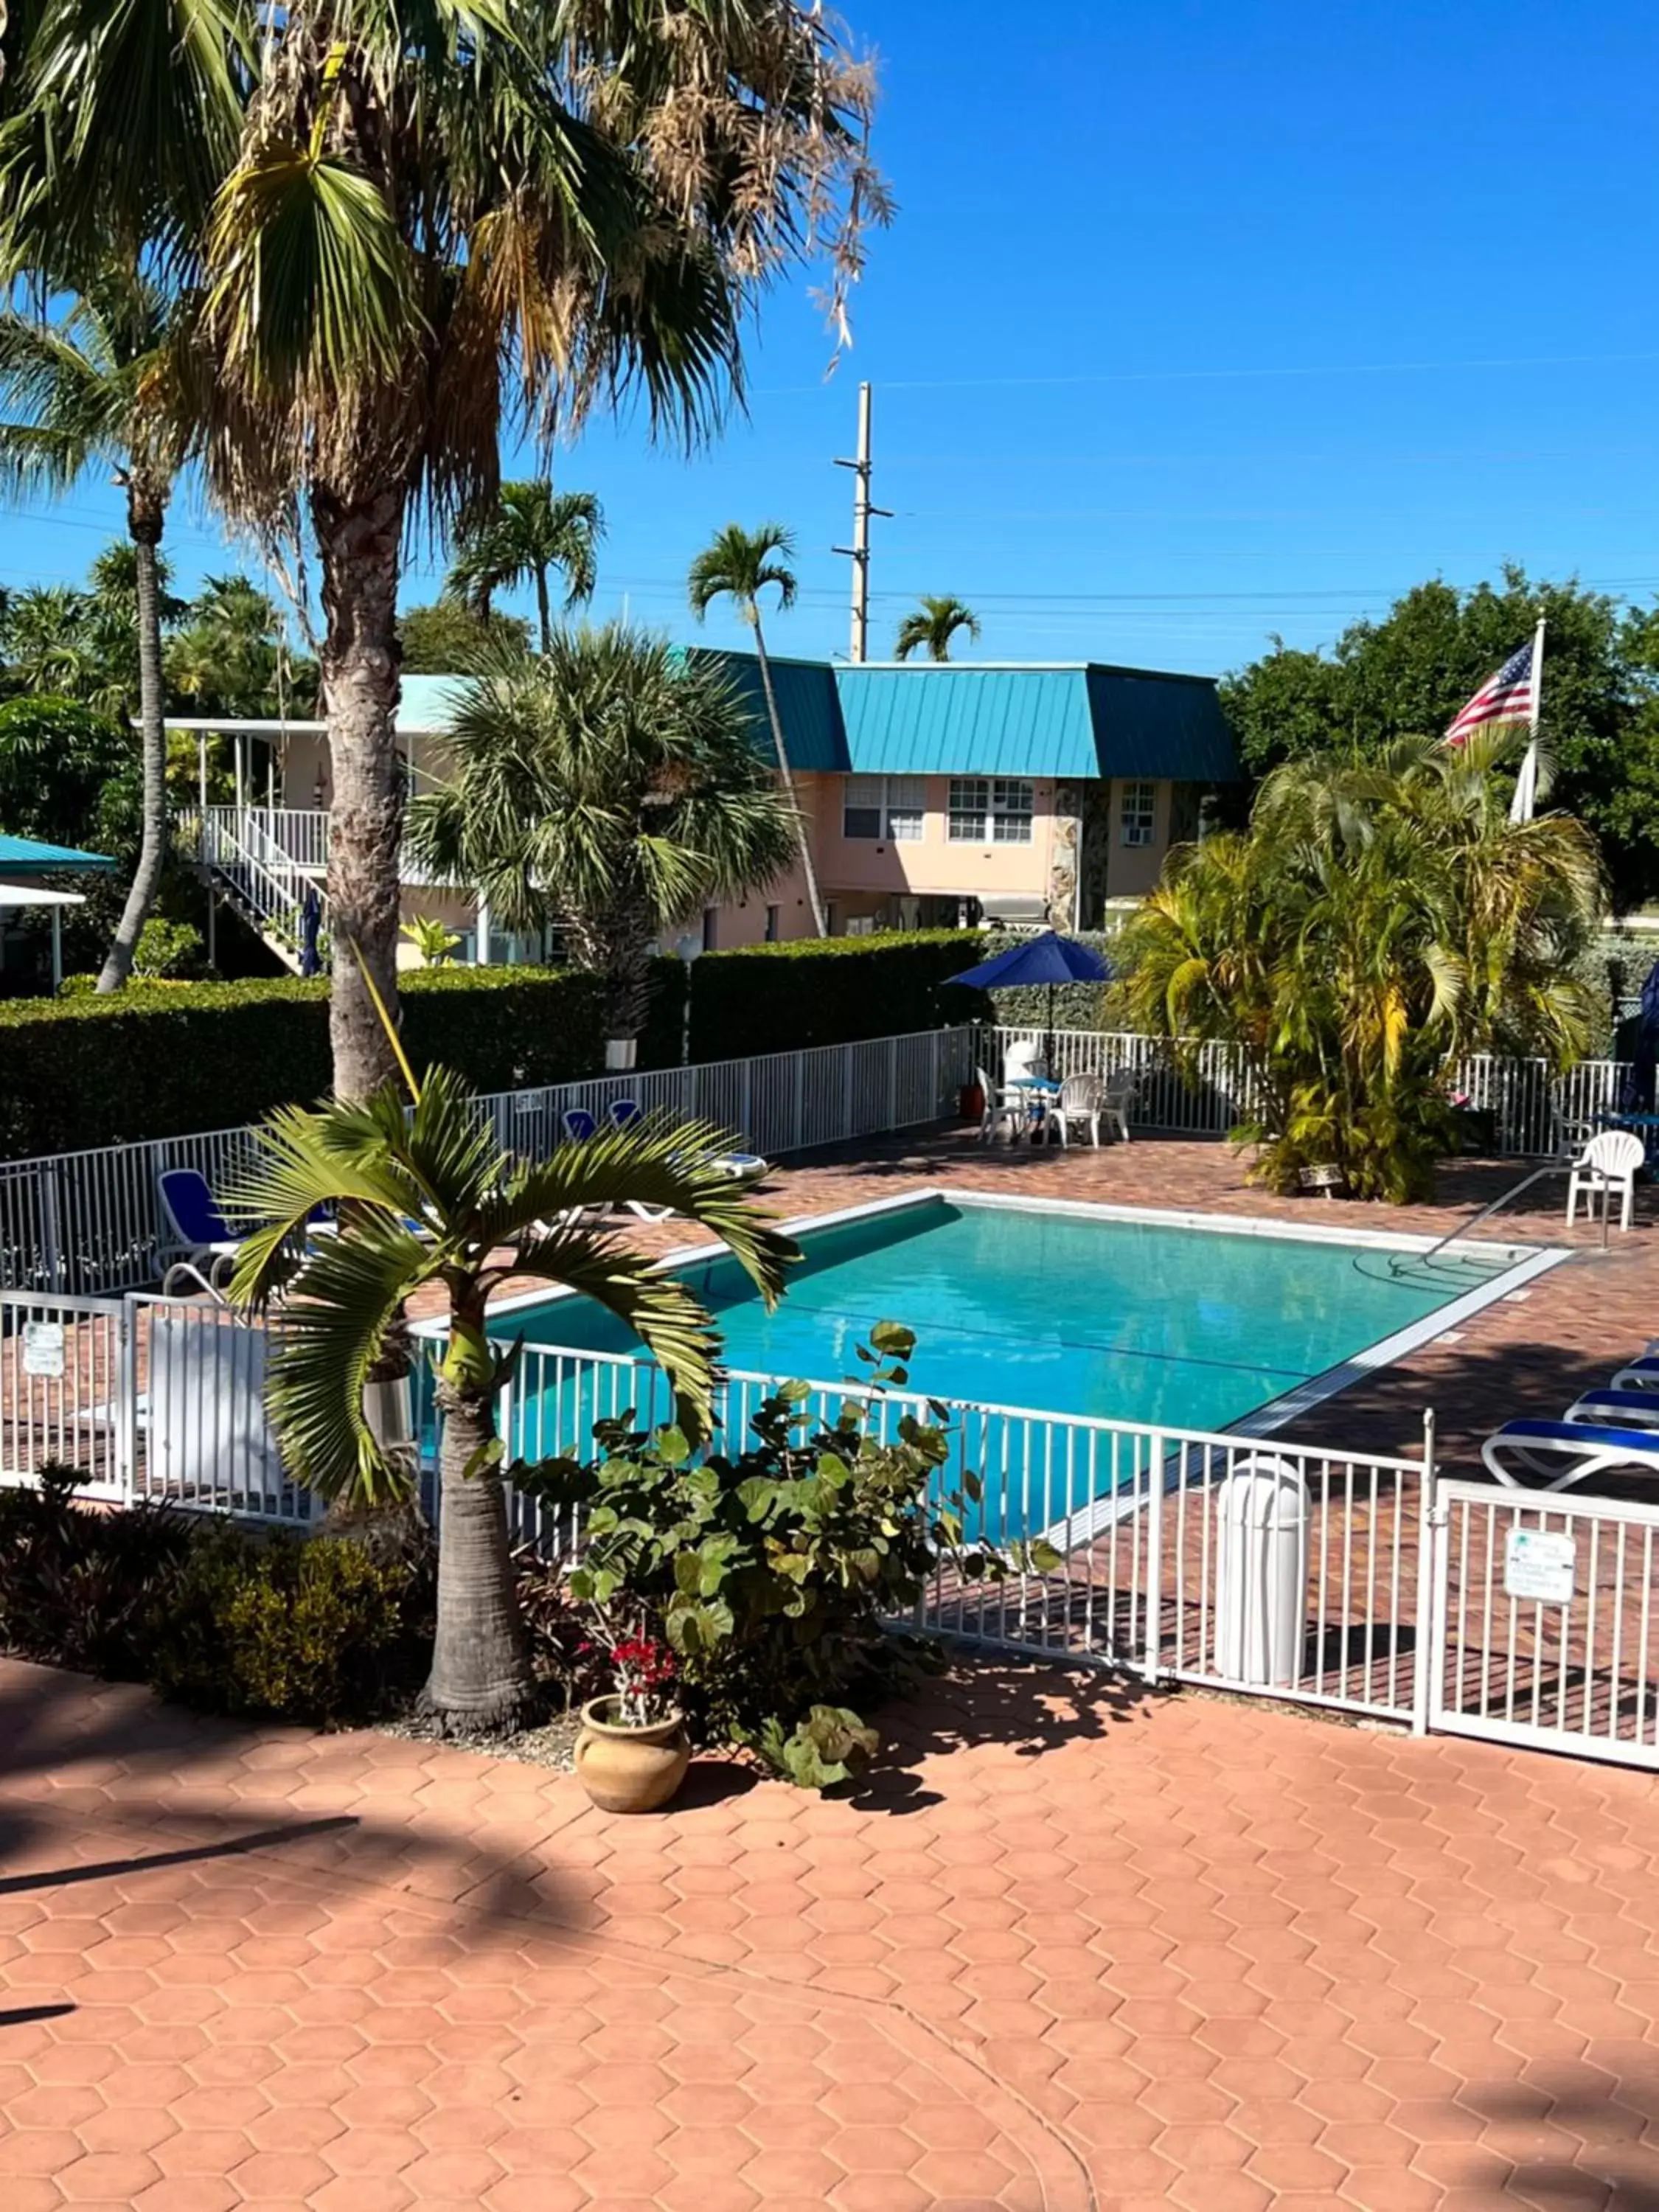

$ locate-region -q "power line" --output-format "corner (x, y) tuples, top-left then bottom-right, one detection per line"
(757, 349), (1659, 397)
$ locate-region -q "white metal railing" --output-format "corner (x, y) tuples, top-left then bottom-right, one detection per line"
(1429, 1478), (1659, 1768)
(10, 1292), (1659, 1771)
(0, 1026), (978, 1297)
(201, 806), (329, 957)
(482, 1340), (1432, 1722)
(991, 1025), (1630, 1158)
(204, 804), (330, 873)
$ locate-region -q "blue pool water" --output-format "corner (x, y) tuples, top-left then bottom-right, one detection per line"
(495, 1197), (1510, 1436)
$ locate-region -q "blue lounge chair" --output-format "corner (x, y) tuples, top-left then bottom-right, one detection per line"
(562, 1107), (599, 1143)
(158, 1169), (245, 1293)
(1565, 1388), (1659, 1430)
(1482, 1418), (1659, 1492)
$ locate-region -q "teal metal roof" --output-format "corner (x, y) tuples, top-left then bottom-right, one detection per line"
(0, 832), (116, 874)
(1085, 667), (1241, 782)
(689, 650), (849, 773)
(837, 667), (1099, 779)
(394, 654), (1242, 784)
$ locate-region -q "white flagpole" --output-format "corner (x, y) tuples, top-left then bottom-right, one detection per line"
(1509, 615), (1547, 824)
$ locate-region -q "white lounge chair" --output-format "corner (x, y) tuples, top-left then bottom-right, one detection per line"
(1048, 1073), (1105, 1148)
(1565, 1129), (1644, 1231)
(1482, 1418), (1659, 1492)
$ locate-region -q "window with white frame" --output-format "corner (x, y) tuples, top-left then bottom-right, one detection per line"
(947, 776), (1034, 844)
(1120, 779), (1157, 847)
(842, 773), (925, 841)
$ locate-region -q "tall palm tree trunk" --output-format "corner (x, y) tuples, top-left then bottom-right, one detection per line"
(535, 566), (553, 657)
(95, 479), (170, 992)
(423, 1296), (532, 1727)
(752, 618), (827, 936)
(314, 480), (407, 1100)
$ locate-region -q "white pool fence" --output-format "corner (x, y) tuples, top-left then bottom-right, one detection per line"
(6, 1296), (1658, 1774)
(0, 1025), (978, 1298)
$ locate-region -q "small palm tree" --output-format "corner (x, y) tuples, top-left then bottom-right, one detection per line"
(0, 584), (98, 699)
(894, 595), (980, 662)
(226, 1054), (796, 1729)
(0, 266), (195, 990)
(446, 483), (605, 655)
(407, 626), (797, 1048)
(688, 522), (827, 936)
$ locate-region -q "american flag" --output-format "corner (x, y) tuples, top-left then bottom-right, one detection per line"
(1444, 640), (1538, 746)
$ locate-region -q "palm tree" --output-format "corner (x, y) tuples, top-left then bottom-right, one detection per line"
(0, 584), (97, 698)
(406, 626), (798, 1052)
(0, 268), (195, 990)
(0, 2), (881, 1097)
(688, 522), (827, 936)
(167, 572), (293, 718)
(446, 483), (604, 655)
(1124, 728), (1605, 1200)
(226, 1058), (795, 1728)
(894, 594), (981, 662)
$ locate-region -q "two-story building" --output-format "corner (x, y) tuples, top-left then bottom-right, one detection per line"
(177, 656), (1241, 968)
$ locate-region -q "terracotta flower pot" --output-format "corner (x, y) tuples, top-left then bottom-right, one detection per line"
(574, 1698), (691, 1814)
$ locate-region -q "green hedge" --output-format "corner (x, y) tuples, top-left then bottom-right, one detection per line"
(0, 965), (618, 1158)
(686, 931), (990, 1062)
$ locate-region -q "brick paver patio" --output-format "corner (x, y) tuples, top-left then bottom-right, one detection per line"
(2, 1652), (1657, 2211)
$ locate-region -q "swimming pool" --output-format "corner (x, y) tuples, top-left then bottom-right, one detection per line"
(484, 1192), (1554, 1441)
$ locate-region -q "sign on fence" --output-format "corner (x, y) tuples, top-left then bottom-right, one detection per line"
(1503, 1526), (1577, 1604)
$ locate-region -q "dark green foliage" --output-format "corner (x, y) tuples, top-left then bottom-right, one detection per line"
(0, 1465), (430, 1724)
(686, 930), (989, 1061)
(637, 955), (689, 1070)
(1220, 570), (1659, 908)
(518, 1327), (1055, 1787)
(150, 1528), (425, 1725)
(0, 693), (130, 847)
(0, 1462), (194, 1676)
(0, 966), (613, 1156)
(399, 599), (531, 672)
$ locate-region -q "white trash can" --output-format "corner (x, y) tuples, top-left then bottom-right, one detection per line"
(1214, 1453), (1309, 1689)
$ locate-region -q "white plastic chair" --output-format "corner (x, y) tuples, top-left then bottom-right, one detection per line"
(975, 1063), (1020, 1144)
(1048, 1074), (1104, 1148)
(1003, 1038), (1048, 1086)
(1566, 1129), (1644, 1231)
(1099, 1072), (1136, 1145)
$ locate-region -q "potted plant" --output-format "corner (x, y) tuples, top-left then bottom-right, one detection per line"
(574, 1623), (690, 1814)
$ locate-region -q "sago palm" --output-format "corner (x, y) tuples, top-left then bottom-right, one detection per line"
(446, 483), (604, 655)
(894, 594), (980, 662)
(406, 625), (797, 1051)
(0, 266), (196, 988)
(688, 521), (827, 935)
(226, 1057), (796, 1728)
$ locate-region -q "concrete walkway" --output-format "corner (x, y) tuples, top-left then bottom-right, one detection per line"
(1, 1657), (1656, 2210)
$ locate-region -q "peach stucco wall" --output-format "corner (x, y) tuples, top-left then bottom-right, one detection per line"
(801, 773), (1057, 905)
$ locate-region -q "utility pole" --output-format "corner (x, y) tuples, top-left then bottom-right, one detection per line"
(833, 380), (891, 662)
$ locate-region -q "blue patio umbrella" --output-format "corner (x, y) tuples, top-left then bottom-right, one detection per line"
(299, 886), (322, 978)
(947, 929), (1113, 1057)
(1619, 959), (1659, 1113)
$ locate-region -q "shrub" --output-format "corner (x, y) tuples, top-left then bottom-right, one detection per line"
(984, 928), (1124, 1034)
(518, 1326), (1054, 1787)
(686, 931), (989, 1062)
(0, 965), (616, 1158)
(0, 1466), (430, 1725)
(149, 1527), (427, 1726)
(0, 1463), (194, 1677)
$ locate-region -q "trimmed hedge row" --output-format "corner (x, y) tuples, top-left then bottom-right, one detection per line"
(0, 965), (627, 1159)
(686, 930), (990, 1062)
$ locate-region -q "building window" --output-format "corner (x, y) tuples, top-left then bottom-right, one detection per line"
(701, 907), (718, 952)
(1121, 780), (1157, 847)
(843, 774), (925, 841)
(948, 776), (1034, 844)
(764, 904), (779, 942)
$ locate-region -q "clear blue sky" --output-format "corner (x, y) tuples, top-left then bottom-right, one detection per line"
(10, 1), (1659, 677)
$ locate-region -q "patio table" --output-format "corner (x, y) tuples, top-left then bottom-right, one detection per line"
(1006, 1075), (1060, 1141)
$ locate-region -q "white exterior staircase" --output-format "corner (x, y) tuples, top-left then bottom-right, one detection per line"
(198, 807), (330, 974)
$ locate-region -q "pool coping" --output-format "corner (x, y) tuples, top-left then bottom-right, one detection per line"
(435, 1185), (1571, 1451)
